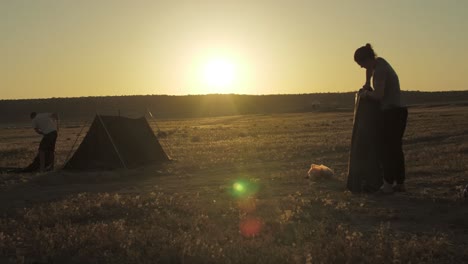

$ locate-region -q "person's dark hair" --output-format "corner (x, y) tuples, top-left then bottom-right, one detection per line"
(354, 43), (377, 63)
(30, 112), (37, 119)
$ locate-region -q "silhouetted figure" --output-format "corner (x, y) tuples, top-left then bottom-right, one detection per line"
(30, 112), (59, 171)
(354, 43), (408, 194)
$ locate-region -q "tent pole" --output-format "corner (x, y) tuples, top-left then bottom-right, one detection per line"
(147, 108), (161, 132)
(147, 108), (173, 159)
(97, 114), (127, 169)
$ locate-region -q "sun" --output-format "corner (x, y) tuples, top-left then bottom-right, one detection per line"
(202, 58), (236, 93)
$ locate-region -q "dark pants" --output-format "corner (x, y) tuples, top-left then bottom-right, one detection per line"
(379, 107), (408, 184)
(39, 131), (58, 168)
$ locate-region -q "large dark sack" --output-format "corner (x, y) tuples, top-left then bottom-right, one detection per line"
(347, 93), (383, 193)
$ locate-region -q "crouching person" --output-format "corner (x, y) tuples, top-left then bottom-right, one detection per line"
(30, 112), (59, 171)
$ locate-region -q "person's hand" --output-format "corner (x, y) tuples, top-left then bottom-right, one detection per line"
(358, 88), (368, 98)
(34, 128), (44, 135)
(362, 83), (372, 91)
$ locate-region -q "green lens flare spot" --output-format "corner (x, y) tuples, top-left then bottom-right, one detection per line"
(233, 182), (245, 193)
(231, 179), (259, 198)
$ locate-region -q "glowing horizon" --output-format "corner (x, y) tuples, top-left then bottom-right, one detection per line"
(2, 1), (468, 100)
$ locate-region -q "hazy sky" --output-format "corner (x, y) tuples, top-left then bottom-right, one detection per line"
(2, 0), (467, 99)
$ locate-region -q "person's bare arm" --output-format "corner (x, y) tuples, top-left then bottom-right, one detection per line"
(51, 113), (59, 132)
(363, 68), (373, 91)
(32, 118), (43, 134)
(364, 70), (385, 101)
(34, 128), (43, 135)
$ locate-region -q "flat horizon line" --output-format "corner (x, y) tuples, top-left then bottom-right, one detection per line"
(2, 89), (468, 101)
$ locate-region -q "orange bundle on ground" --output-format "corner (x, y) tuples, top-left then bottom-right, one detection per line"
(307, 164), (334, 179)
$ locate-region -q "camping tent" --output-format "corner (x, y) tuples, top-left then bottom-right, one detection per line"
(63, 115), (169, 170)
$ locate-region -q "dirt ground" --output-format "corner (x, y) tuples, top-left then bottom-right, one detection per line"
(0, 104), (467, 263)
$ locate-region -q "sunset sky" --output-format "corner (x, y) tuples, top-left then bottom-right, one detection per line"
(2, 0), (467, 99)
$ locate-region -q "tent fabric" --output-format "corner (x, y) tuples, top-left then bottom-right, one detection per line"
(347, 94), (383, 193)
(63, 115), (169, 170)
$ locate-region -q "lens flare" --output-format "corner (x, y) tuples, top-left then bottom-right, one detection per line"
(233, 182), (245, 193)
(231, 179), (259, 198)
(231, 178), (263, 238)
(239, 217), (263, 238)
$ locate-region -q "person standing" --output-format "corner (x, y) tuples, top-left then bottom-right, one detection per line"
(354, 43), (408, 194)
(30, 112), (59, 171)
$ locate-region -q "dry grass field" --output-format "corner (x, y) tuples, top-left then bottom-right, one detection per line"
(0, 104), (467, 263)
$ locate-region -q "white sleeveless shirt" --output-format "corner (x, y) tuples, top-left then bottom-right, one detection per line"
(32, 113), (57, 134)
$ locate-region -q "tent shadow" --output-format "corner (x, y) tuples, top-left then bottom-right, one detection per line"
(0, 163), (172, 215)
(33, 164), (171, 186)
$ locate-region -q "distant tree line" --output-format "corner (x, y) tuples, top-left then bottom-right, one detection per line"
(0, 91), (467, 124)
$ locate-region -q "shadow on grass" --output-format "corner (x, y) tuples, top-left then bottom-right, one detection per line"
(0, 163), (173, 215)
(305, 177), (468, 246)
